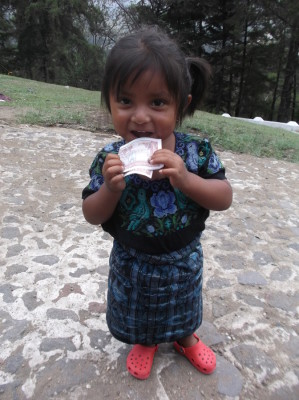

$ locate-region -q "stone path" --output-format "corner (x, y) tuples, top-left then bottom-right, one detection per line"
(0, 122), (298, 400)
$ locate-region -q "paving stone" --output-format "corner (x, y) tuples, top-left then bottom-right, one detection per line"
(159, 356), (217, 399)
(206, 277), (231, 289)
(46, 308), (79, 321)
(215, 254), (247, 270)
(95, 265), (109, 277)
(32, 255), (59, 265)
(231, 344), (276, 375)
(4, 352), (25, 374)
(267, 386), (299, 400)
(212, 297), (235, 318)
(198, 321), (226, 346)
(288, 242), (299, 252)
(96, 281), (109, 295)
(33, 237), (49, 249)
(4, 264), (28, 278)
(88, 302), (106, 314)
(34, 272), (54, 282)
(30, 220), (45, 232)
(216, 356), (244, 397)
(267, 292), (298, 313)
(3, 215), (20, 223)
(0, 310), (13, 331)
(236, 292), (264, 308)
(88, 329), (109, 349)
(102, 232), (111, 241)
(69, 267), (89, 277)
(238, 271), (267, 286)
(2, 319), (31, 342)
(0, 283), (19, 303)
(33, 358), (97, 398)
(74, 225), (95, 234)
(98, 248), (109, 258)
(6, 244), (25, 257)
(0, 380), (23, 400)
(283, 335), (299, 358)
(270, 267), (292, 281)
(1, 226), (21, 239)
(40, 337), (77, 352)
(22, 290), (44, 311)
(253, 251), (274, 266)
(53, 283), (84, 302)
(60, 203), (76, 211)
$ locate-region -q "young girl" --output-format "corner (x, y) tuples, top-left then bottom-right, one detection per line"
(82, 27), (232, 380)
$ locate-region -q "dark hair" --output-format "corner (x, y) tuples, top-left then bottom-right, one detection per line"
(101, 27), (211, 125)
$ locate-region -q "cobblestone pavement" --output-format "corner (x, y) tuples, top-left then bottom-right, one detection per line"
(0, 122), (298, 400)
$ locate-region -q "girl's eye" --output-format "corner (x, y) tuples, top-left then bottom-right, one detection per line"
(152, 99), (165, 107)
(119, 97), (131, 105)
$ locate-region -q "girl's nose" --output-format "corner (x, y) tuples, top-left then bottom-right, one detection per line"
(131, 106), (150, 124)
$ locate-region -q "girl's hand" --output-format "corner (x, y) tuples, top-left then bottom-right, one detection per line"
(102, 153), (126, 192)
(150, 149), (188, 190)
(82, 154), (125, 225)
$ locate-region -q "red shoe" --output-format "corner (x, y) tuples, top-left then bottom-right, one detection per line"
(126, 344), (158, 380)
(174, 333), (216, 374)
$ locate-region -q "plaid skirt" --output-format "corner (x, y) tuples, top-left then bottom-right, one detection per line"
(106, 236), (203, 345)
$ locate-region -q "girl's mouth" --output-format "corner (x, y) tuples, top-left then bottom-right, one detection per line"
(131, 130), (153, 138)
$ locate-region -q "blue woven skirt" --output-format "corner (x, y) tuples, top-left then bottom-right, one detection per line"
(106, 236), (203, 345)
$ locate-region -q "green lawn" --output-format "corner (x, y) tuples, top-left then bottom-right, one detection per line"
(1, 74), (298, 163)
(0, 74), (101, 127)
(182, 112), (299, 163)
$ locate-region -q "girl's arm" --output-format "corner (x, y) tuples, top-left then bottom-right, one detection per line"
(151, 149), (232, 211)
(176, 174), (232, 211)
(82, 154), (125, 225)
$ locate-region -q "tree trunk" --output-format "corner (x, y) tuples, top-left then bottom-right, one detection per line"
(235, 0), (249, 117)
(291, 73), (296, 121)
(269, 35), (285, 121)
(277, 20), (299, 122)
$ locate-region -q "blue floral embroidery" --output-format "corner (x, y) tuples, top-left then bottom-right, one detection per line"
(150, 190), (177, 218)
(186, 142), (198, 171)
(207, 152), (223, 174)
(103, 143), (115, 152)
(89, 172), (104, 191)
(181, 215), (188, 224)
(147, 225), (155, 233)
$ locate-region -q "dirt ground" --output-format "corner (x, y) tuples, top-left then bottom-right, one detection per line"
(0, 106), (298, 399)
(0, 104), (114, 133)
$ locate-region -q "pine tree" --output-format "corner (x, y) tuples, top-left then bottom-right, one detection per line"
(9, 0), (106, 89)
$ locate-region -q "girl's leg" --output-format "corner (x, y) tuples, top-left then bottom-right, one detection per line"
(174, 332), (216, 374)
(177, 334), (198, 347)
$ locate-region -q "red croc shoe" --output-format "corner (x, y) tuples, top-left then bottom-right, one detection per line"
(174, 333), (216, 374)
(126, 344), (158, 380)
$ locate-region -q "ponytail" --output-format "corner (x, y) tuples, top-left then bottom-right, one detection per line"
(185, 58), (212, 116)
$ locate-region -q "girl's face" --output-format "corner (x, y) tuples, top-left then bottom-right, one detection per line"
(109, 69), (181, 151)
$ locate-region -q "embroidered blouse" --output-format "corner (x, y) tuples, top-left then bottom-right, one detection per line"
(82, 132), (226, 254)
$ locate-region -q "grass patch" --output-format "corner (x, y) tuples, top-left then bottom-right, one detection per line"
(182, 111), (299, 163)
(1, 74), (298, 163)
(0, 74), (101, 128)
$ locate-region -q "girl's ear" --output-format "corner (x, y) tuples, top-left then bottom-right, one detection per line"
(183, 94), (192, 113)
